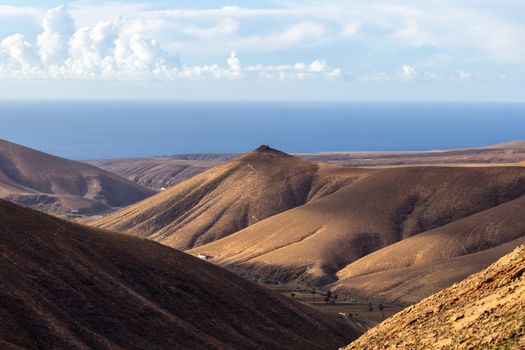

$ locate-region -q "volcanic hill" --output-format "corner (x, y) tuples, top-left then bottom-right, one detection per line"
(94, 145), (359, 249)
(94, 145), (525, 304)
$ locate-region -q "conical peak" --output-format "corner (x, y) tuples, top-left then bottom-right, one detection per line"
(250, 145), (290, 157)
(255, 144), (272, 152)
(235, 145), (293, 163)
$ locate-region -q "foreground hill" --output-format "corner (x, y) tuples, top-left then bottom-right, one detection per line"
(344, 244), (525, 349)
(94, 145), (360, 249)
(0, 199), (356, 350)
(0, 140), (155, 214)
(191, 165), (525, 300)
(86, 157), (222, 189)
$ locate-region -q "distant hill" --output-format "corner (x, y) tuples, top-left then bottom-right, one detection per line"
(0, 199), (356, 350)
(94, 145), (359, 249)
(486, 140), (525, 149)
(87, 142), (525, 191)
(87, 157), (221, 189)
(343, 244), (525, 349)
(0, 140), (155, 214)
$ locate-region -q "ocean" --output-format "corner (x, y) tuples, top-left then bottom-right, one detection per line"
(1, 101), (524, 160)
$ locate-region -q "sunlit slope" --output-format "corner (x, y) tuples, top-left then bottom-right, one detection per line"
(192, 166), (525, 287)
(94, 145), (361, 249)
(343, 245), (525, 349)
(0, 199), (356, 350)
(336, 195), (525, 281)
(0, 139), (155, 214)
(332, 235), (525, 304)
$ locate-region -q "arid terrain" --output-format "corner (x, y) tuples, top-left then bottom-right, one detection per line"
(1, 139), (524, 349)
(0, 199), (357, 350)
(87, 157), (226, 189)
(86, 141), (525, 190)
(92, 143), (525, 305)
(343, 244), (525, 349)
(94, 145), (358, 249)
(0, 140), (155, 215)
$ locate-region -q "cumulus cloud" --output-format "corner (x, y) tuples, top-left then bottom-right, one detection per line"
(1, 34), (39, 69)
(397, 65), (417, 81)
(37, 5), (75, 65)
(0, 6), (342, 81)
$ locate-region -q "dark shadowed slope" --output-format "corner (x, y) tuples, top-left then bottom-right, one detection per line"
(0, 199), (357, 350)
(86, 157), (220, 189)
(94, 145), (361, 249)
(344, 245), (525, 349)
(191, 166), (525, 290)
(0, 140), (155, 214)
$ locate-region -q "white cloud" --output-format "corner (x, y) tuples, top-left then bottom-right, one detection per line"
(397, 65), (417, 81)
(37, 6), (76, 65)
(280, 21), (325, 43)
(0, 5), (44, 20)
(1, 34), (39, 69)
(183, 19), (239, 39)
(227, 51), (241, 71)
(1, 2), (523, 83)
(0, 6), (341, 82)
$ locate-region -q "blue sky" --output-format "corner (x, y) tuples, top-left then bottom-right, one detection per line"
(0, 0), (524, 101)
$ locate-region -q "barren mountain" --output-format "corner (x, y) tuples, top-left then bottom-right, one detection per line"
(94, 145), (360, 249)
(343, 244), (525, 349)
(0, 140), (155, 214)
(92, 146), (525, 305)
(86, 157), (221, 189)
(192, 165), (525, 288)
(0, 199), (356, 350)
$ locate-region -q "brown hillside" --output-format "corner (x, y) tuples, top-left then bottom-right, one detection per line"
(332, 235), (525, 305)
(191, 166), (525, 288)
(94, 145), (361, 249)
(343, 245), (525, 349)
(336, 195), (525, 281)
(0, 140), (155, 214)
(0, 199), (357, 350)
(86, 157), (219, 189)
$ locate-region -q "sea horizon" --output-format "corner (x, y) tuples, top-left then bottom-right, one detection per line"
(2, 100), (524, 160)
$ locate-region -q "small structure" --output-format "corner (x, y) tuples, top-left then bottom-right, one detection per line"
(196, 253), (212, 261)
(66, 209), (81, 218)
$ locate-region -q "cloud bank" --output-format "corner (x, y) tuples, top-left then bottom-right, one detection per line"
(0, 6), (341, 81)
